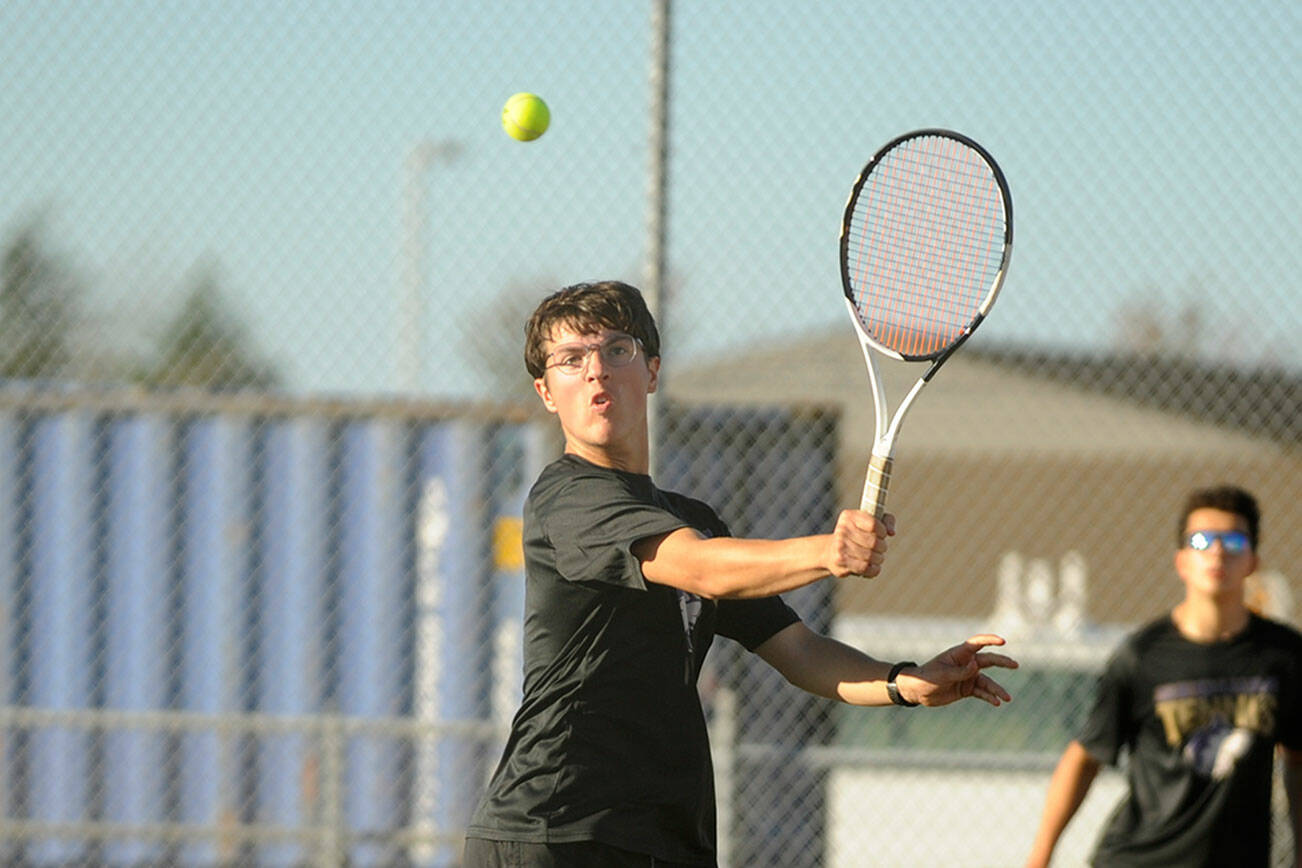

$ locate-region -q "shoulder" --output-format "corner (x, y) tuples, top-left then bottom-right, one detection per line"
(1111, 616), (1176, 668)
(653, 487), (729, 537)
(1248, 614), (1302, 651)
(528, 454), (647, 506)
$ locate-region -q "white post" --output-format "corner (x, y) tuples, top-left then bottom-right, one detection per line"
(399, 140), (462, 395)
(710, 686), (737, 868)
(642, 0), (671, 475)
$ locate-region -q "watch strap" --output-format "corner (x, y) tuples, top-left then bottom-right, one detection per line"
(887, 660), (919, 707)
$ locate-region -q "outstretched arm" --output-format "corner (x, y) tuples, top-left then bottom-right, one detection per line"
(755, 622), (1016, 708)
(1025, 740), (1101, 868)
(633, 510), (894, 599)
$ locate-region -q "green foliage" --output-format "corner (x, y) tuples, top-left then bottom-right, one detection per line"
(0, 213), (279, 391)
(142, 263), (279, 391)
(0, 214), (80, 379)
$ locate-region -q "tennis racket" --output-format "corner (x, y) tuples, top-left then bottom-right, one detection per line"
(840, 128), (1013, 520)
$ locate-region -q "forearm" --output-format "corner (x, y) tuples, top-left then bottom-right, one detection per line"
(759, 624), (1017, 711)
(636, 510), (889, 598)
(756, 625), (894, 704)
(1026, 741), (1099, 868)
(639, 532), (835, 599)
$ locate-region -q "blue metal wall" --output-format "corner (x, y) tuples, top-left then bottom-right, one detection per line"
(0, 390), (541, 867)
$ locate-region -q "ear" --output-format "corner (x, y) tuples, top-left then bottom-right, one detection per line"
(646, 356), (660, 394)
(534, 376), (559, 414)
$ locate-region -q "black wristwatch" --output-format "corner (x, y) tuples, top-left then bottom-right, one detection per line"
(887, 661), (919, 707)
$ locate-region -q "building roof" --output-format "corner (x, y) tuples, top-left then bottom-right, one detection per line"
(666, 329), (1299, 461)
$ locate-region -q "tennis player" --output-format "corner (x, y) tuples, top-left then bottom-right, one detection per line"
(463, 281), (1018, 867)
(1025, 485), (1302, 868)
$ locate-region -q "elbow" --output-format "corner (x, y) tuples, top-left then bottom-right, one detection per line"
(692, 570), (762, 599)
(681, 574), (730, 600)
(676, 569), (747, 600)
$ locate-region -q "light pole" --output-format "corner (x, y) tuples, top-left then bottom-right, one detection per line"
(399, 139), (462, 395)
(643, 0), (671, 475)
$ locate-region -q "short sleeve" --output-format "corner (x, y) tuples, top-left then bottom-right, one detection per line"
(1077, 643), (1136, 766)
(542, 471), (689, 589)
(715, 596), (801, 651)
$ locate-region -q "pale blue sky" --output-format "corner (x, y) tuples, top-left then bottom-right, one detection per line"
(2, 1), (1299, 397)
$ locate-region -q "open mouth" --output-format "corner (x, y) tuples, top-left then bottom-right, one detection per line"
(591, 391), (612, 408)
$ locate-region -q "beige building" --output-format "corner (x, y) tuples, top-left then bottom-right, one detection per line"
(669, 328), (1302, 628)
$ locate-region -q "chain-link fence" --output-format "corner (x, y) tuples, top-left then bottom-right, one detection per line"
(2, 2), (1300, 865)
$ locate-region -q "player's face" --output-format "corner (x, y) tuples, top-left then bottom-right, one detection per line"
(533, 324), (659, 472)
(1174, 507), (1259, 601)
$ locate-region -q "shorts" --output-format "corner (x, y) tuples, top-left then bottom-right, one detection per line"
(462, 837), (712, 868)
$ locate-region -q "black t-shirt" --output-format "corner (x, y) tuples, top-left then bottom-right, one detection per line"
(466, 454), (801, 865)
(1078, 613), (1302, 867)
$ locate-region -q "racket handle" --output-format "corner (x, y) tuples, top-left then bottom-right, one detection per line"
(859, 454), (892, 519)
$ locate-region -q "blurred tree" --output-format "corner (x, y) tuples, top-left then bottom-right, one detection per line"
(144, 261), (279, 390)
(1113, 283), (1203, 359)
(461, 277), (557, 407)
(1112, 278), (1284, 368)
(0, 213), (82, 379)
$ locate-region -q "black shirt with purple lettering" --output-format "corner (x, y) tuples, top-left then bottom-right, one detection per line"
(1079, 613), (1302, 867)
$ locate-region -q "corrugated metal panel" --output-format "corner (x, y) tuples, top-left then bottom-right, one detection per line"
(103, 413), (172, 866)
(177, 415), (253, 867)
(0, 388), (543, 865)
(0, 410), (19, 865)
(27, 411), (96, 864)
(255, 416), (330, 867)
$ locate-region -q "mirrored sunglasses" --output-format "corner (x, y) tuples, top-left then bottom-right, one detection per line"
(1184, 530), (1251, 554)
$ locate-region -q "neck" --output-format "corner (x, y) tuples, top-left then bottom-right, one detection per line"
(1172, 596), (1250, 643)
(564, 439), (650, 475)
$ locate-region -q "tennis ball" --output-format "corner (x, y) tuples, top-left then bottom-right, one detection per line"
(501, 92), (550, 142)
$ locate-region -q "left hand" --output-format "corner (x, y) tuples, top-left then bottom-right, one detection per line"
(897, 634), (1018, 707)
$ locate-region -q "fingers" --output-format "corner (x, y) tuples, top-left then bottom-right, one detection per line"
(972, 674), (1013, 707)
(828, 509), (892, 578)
(975, 652), (1019, 671)
(918, 638), (1019, 707)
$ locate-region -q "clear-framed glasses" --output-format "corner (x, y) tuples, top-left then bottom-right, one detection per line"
(1184, 530), (1251, 554)
(545, 334), (640, 375)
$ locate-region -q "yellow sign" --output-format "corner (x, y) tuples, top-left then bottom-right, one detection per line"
(494, 517), (524, 570)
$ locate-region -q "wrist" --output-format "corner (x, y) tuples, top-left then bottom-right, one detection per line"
(887, 661), (919, 707)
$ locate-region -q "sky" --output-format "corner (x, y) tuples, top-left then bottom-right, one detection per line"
(2, 1), (1299, 398)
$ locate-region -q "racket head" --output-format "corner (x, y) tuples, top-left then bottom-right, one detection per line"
(840, 129), (1013, 362)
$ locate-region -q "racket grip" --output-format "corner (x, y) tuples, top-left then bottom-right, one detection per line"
(859, 454), (892, 519)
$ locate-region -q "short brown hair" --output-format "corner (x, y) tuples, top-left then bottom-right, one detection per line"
(1178, 485), (1260, 549)
(523, 281), (661, 378)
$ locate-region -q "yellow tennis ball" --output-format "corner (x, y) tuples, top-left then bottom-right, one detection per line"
(502, 92), (550, 142)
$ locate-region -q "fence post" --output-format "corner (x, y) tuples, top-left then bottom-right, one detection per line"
(710, 686), (737, 868)
(319, 715), (346, 868)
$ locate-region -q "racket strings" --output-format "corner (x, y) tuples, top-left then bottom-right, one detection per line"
(846, 136), (1007, 357)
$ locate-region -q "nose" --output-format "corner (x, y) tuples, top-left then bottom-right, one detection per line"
(583, 348), (609, 379)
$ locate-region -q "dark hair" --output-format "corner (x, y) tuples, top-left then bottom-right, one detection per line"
(1177, 485), (1260, 549)
(523, 281), (661, 378)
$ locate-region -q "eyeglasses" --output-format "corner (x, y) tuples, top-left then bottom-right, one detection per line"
(1184, 530), (1252, 554)
(545, 335), (640, 375)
